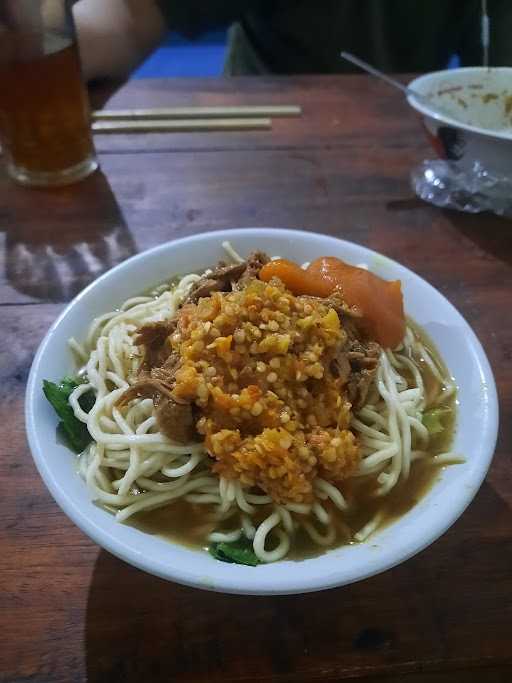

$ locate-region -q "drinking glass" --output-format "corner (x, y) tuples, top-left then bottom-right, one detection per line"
(0, 0), (98, 187)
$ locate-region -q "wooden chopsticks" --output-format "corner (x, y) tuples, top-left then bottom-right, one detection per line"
(92, 117), (272, 133)
(91, 105), (301, 134)
(93, 105), (301, 120)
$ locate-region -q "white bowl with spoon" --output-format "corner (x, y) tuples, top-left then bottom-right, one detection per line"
(340, 54), (512, 179)
(407, 67), (512, 176)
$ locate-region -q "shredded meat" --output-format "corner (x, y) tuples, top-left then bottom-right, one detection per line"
(155, 396), (197, 442)
(302, 294), (362, 321)
(118, 375), (198, 442)
(330, 350), (351, 385)
(119, 377), (174, 404)
(120, 351), (182, 402)
(185, 251), (270, 303)
(235, 251), (270, 288)
(136, 319), (177, 370)
(185, 262), (246, 303)
(150, 351), (181, 385)
(322, 297), (379, 408)
(117, 348), (200, 441)
(329, 339), (379, 408)
(344, 339), (381, 408)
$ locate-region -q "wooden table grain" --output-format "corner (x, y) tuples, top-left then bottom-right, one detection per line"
(1, 75), (511, 683)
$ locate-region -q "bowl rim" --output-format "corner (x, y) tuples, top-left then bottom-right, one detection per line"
(407, 66), (512, 142)
(25, 227), (499, 594)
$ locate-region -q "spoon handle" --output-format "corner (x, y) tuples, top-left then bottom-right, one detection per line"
(340, 51), (452, 118)
(340, 51), (412, 96)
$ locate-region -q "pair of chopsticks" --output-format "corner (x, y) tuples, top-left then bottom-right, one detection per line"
(92, 105), (302, 133)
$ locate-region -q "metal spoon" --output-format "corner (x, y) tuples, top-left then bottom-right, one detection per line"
(340, 51), (454, 121)
(481, 0), (490, 68)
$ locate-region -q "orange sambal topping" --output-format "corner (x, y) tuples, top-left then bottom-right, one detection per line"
(170, 278), (359, 503)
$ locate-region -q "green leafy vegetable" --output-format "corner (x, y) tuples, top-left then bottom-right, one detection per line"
(209, 536), (259, 567)
(422, 407), (452, 435)
(78, 386), (96, 414)
(43, 376), (95, 454)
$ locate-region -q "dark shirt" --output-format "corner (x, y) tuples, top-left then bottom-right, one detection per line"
(157, 0), (512, 75)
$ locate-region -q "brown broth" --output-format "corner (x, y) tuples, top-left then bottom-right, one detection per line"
(128, 322), (457, 560)
(128, 458), (445, 560)
(286, 458), (444, 560)
(128, 499), (215, 552)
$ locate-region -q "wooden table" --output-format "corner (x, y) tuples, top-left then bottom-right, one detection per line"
(1, 75), (511, 683)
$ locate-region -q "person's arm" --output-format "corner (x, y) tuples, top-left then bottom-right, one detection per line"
(73, 0), (167, 80)
(74, 0), (261, 81)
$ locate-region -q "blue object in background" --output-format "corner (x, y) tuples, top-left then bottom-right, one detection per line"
(131, 30), (227, 79)
(447, 54), (461, 69)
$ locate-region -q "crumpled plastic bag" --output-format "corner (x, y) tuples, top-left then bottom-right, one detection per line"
(411, 160), (512, 217)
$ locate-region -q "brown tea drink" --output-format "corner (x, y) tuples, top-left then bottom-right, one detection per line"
(0, 3), (98, 186)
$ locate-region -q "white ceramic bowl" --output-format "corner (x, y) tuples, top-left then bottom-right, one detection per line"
(408, 67), (512, 176)
(25, 228), (498, 595)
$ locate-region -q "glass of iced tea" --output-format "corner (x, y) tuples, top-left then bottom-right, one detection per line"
(0, 0), (98, 187)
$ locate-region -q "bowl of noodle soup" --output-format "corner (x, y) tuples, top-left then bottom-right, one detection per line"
(26, 228), (498, 594)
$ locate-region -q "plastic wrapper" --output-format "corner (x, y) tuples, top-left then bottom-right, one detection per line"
(411, 160), (512, 217)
